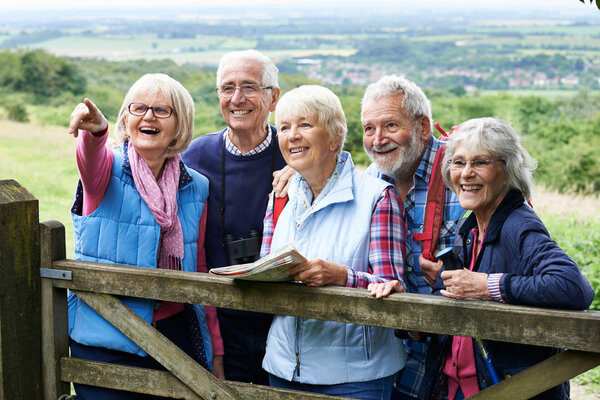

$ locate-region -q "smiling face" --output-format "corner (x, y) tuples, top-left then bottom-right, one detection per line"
(277, 114), (338, 186)
(362, 94), (428, 180)
(124, 92), (178, 161)
(218, 58), (279, 137)
(450, 142), (508, 225)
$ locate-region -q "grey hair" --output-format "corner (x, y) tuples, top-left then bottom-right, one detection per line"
(361, 74), (432, 134)
(441, 117), (537, 200)
(115, 73), (195, 158)
(216, 49), (279, 89)
(275, 85), (347, 155)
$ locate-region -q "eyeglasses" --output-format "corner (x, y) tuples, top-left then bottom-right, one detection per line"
(128, 103), (175, 119)
(450, 159), (505, 171)
(216, 84), (273, 98)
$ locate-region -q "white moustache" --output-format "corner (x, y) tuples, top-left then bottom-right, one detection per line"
(370, 143), (400, 153)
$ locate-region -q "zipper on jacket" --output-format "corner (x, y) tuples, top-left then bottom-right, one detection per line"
(363, 325), (371, 360)
(295, 317), (301, 377)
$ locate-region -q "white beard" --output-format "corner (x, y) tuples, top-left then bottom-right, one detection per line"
(364, 129), (426, 181)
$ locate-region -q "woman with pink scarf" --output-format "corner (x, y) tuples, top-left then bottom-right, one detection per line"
(67, 74), (223, 399)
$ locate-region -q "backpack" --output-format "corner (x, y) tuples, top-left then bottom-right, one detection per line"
(412, 123), (458, 262)
(273, 195), (288, 227)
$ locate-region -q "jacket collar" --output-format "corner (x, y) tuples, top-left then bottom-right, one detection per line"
(289, 151), (355, 217)
(122, 140), (193, 189)
(458, 189), (525, 243)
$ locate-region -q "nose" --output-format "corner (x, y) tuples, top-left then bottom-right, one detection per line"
(461, 162), (476, 178)
(371, 127), (388, 148)
(288, 125), (301, 141)
(142, 108), (157, 120)
(230, 87), (246, 104)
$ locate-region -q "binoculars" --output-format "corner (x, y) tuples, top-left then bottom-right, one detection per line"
(224, 230), (262, 265)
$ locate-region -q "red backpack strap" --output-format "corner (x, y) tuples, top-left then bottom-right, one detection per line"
(412, 145), (446, 262)
(273, 195), (289, 227)
(435, 122), (461, 142)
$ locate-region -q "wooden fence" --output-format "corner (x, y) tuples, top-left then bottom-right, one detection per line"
(1, 179), (599, 400)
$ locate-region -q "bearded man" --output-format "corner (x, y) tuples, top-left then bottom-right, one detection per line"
(361, 75), (464, 400)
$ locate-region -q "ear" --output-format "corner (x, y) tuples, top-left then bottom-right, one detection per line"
(330, 136), (342, 153)
(269, 88), (281, 112)
(418, 115), (431, 143)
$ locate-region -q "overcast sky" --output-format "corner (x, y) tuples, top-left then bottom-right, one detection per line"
(0, 0), (595, 12)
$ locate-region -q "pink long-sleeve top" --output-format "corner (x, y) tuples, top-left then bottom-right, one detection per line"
(442, 228), (484, 399)
(76, 128), (223, 356)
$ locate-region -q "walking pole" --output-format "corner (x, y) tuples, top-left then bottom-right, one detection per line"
(476, 338), (500, 384)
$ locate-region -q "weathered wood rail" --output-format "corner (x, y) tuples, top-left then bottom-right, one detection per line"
(2, 179), (599, 400)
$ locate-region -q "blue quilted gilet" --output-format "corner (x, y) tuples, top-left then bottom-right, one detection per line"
(68, 142), (211, 361)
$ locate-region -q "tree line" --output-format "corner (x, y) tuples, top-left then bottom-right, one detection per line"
(0, 49), (598, 194)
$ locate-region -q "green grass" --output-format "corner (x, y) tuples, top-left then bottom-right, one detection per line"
(0, 120), (77, 257)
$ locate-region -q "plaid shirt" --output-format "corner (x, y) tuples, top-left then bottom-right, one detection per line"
(261, 152), (405, 289)
(366, 136), (464, 398)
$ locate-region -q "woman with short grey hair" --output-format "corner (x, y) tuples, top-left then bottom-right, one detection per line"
(261, 85), (406, 399)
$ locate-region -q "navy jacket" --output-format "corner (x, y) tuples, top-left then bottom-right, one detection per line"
(422, 190), (595, 400)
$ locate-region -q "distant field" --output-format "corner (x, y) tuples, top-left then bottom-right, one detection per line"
(479, 89), (599, 98)
(412, 34), (480, 42)
(468, 25), (600, 36)
(517, 48), (600, 63)
(21, 34), (358, 65)
(136, 48), (356, 66)
(22, 35), (257, 61)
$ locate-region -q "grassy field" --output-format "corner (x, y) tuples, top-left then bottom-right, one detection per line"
(22, 34), (357, 65)
(0, 118), (598, 396)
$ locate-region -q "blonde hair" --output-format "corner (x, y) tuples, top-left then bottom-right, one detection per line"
(115, 73), (194, 158)
(275, 85), (347, 155)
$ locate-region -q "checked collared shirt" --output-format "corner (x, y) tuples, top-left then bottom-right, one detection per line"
(366, 135), (464, 398)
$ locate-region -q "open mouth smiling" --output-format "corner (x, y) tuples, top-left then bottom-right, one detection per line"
(290, 147), (308, 154)
(232, 110), (252, 115)
(461, 184), (483, 192)
(139, 126), (160, 135)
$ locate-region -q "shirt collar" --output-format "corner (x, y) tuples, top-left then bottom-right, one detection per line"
(414, 136), (440, 182)
(224, 125), (272, 156)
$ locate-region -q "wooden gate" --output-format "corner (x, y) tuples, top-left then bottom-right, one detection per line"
(2, 179), (599, 400)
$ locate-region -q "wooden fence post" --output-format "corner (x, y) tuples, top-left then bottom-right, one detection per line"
(0, 180), (42, 399)
(40, 220), (70, 400)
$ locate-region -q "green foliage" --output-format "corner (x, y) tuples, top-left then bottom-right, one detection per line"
(578, 0), (600, 10)
(542, 214), (600, 311)
(0, 50), (86, 102)
(5, 103), (29, 122)
(574, 366), (600, 394)
(19, 50), (86, 100)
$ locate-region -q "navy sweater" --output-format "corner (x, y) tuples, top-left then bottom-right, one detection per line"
(182, 127), (286, 322)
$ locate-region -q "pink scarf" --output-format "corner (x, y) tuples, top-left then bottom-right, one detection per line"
(128, 142), (184, 270)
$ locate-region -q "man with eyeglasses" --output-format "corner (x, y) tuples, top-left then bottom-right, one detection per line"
(182, 49), (284, 385)
(361, 75), (465, 400)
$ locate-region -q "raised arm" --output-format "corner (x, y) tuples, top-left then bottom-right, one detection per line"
(69, 98), (113, 215)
